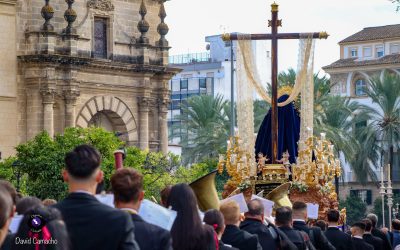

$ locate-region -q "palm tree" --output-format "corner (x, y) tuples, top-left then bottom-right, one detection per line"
(354, 71), (400, 181)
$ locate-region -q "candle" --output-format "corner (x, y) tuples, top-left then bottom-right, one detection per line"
(388, 164), (391, 182)
(320, 133), (326, 140)
(381, 166), (384, 183)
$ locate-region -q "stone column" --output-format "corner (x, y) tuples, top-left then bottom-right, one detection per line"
(138, 97), (150, 150)
(158, 98), (169, 154)
(41, 89), (56, 137)
(64, 89), (79, 128)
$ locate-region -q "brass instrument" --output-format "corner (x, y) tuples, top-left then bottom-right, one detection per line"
(189, 170), (220, 211)
(266, 182), (292, 208)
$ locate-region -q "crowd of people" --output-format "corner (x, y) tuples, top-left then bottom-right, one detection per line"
(0, 144), (399, 250)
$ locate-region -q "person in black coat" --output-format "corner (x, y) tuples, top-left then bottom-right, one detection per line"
(362, 219), (383, 250)
(292, 201), (335, 250)
(324, 209), (354, 250)
(53, 145), (139, 250)
(111, 168), (172, 250)
(350, 222), (374, 250)
(367, 213), (392, 250)
(220, 200), (262, 250)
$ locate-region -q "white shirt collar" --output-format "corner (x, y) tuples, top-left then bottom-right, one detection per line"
(353, 235), (363, 239)
(293, 219), (306, 223)
(120, 208), (138, 214)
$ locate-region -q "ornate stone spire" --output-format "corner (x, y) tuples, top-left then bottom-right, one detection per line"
(137, 0), (149, 44)
(157, 1), (169, 47)
(63, 0), (77, 35)
(41, 0), (54, 31)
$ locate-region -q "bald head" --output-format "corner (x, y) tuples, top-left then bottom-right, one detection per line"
(247, 199), (264, 216)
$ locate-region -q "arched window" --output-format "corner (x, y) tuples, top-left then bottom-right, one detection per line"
(355, 79), (367, 96)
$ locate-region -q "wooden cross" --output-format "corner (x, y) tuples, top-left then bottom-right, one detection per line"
(222, 2), (328, 164)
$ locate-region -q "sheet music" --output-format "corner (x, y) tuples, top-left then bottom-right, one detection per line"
(221, 193), (249, 213)
(306, 203), (319, 219)
(139, 199), (177, 231)
(95, 194), (115, 208)
(9, 214), (23, 233)
(251, 195), (275, 217)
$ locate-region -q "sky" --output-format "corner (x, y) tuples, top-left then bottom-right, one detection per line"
(165, 0), (400, 75)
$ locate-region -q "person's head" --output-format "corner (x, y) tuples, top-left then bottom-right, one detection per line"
(275, 206), (293, 227)
(16, 196), (42, 215)
(366, 213), (378, 228)
(13, 206), (70, 250)
(219, 200), (241, 226)
(63, 145), (103, 193)
(111, 168), (144, 211)
(392, 219), (400, 231)
(0, 180), (18, 206)
(327, 209), (340, 224)
(167, 183), (211, 250)
(160, 185), (172, 208)
(292, 201), (307, 220)
(315, 220), (327, 231)
(203, 209), (225, 239)
(0, 186), (13, 246)
(351, 221), (366, 236)
(244, 199), (264, 222)
(42, 199), (57, 206)
(362, 218), (373, 233)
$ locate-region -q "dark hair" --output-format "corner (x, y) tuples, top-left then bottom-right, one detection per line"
(0, 186), (12, 229)
(393, 219), (400, 230)
(292, 201), (307, 211)
(13, 206), (70, 250)
(203, 209), (224, 234)
(275, 206), (292, 226)
(351, 221), (366, 230)
(16, 196), (42, 215)
(362, 218), (373, 231)
(247, 199), (264, 216)
(111, 168), (143, 203)
(0, 180), (18, 206)
(65, 145), (101, 179)
(315, 220), (327, 231)
(167, 183), (214, 250)
(327, 209), (340, 222)
(160, 185), (172, 207)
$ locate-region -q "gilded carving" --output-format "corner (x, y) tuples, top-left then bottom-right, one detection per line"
(87, 0), (115, 12)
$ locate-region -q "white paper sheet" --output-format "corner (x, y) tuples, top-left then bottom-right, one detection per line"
(251, 195), (275, 217)
(138, 199), (177, 231)
(221, 193), (249, 213)
(9, 214), (23, 233)
(306, 203), (319, 219)
(95, 194), (115, 208)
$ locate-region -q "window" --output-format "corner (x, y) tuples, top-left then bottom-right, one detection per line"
(355, 79), (367, 96)
(391, 44), (400, 54)
(350, 189), (372, 205)
(94, 18), (108, 59)
(180, 79), (188, 89)
(376, 45), (384, 58)
(199, 78), (207, 88)
(363, 47), (372, 57)
(350, 48), (358, 57)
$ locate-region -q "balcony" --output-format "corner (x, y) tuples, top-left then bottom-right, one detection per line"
(169, 52), (211, 65)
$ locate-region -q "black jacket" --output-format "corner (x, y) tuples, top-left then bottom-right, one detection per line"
(279, 225), (315, 250)
(240, 218), (278, 250)
(351, 237), (374, 250)
(371, 228), (392, 250)
(221, 225), (262, 250)
(324, 227), (353, 250)
(53, 192), (139, 250)
(363, 234), (383, 250)
(293, 221), (335, 250)
(219, 240), (239, 250)
(130, 213), (172, 250)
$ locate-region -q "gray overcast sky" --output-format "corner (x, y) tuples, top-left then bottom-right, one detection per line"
(165, 0), (399, 75)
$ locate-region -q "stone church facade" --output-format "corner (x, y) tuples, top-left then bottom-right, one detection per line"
(0, 0), (179, 158)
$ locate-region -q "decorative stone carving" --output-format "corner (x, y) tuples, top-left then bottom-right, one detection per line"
(157, 1), (169, 47)
(137, 0), (149, 44)
(63, 89), (80, 104)
(40, 88), (56, 104)
(41, 0), (54, 31)
(63, 0), (77, 35)
(87, 0), (115, 12)
(158, 98), (170, 113)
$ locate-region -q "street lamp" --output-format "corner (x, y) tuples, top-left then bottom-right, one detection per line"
(12, 160), (21, 193)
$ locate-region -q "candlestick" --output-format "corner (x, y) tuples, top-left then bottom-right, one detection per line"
(388, 164), (391, 182)
(381, 166), (384, 184)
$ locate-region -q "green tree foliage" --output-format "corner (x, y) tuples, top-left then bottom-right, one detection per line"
(373, 195), (400, 227)
(340, 195), (367, 226)
(254, 100), (270, 132)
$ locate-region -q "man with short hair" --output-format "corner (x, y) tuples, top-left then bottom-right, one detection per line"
(54, 145), (139, 250)
(292, 201), (335, 250)
(392, 219), (400, 248)
(240, 199), (297, 250)
(275, 206), (315, 250)
(367, 213), (392, 250)
(0, 186), (13, 247)
(362, 218), (383, 250)
(350, 221), (373, 250)
(220, 200), (262, 250)
(0, 181), (17, 250)
(324, 209), (353, 250)
(111, 168), (172, 250)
